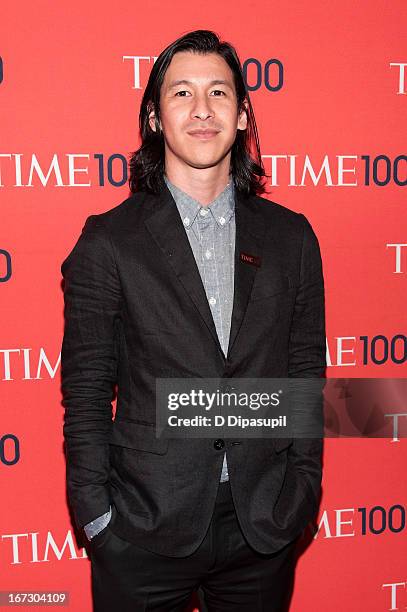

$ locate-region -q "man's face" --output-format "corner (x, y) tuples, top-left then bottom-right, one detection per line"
(149, 51), (247, 170)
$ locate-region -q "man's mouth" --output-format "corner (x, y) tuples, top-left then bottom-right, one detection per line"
(187, 129), (220, 140)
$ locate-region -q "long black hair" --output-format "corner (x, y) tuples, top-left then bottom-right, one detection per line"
(128, 29), (268, 197)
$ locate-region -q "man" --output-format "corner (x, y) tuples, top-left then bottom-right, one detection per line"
(61, 29), (326, 611)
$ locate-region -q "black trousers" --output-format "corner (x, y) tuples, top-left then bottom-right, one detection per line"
(89, 480), (299, 611)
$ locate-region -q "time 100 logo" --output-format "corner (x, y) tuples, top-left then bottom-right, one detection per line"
(1, 434), (20, 466)
(243, 58), (283, 92)
(0, 249), (12, 282)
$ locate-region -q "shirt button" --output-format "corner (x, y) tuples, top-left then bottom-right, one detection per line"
(218, 216), (226, 225)
(209, 296), (216, 306)
(205, 249), (212, 259)
(200, 208), (209, 216)
(214, 439), (225, 450)
(183, 217), (190, 226)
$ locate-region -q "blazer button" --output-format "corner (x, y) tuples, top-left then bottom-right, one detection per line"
(214, 439), (225, 450)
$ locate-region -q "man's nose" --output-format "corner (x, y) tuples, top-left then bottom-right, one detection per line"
(191, 93), (214, 120)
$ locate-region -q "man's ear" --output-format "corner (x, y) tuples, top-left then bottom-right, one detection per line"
(237, 99), (248, 131)
(148, 104), (159, 132)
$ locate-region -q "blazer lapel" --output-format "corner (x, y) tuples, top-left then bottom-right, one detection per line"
(144, 184), (224, 355)
(227, 189), (266, 357)
(144, 183), (267, 361)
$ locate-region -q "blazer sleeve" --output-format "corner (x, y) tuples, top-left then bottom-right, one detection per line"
(287, 213), (326, 511)
(288, 213), (326, 378)
(60, 215), (121, 530)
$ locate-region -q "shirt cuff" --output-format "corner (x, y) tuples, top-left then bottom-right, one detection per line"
(83, 505), (112, 541)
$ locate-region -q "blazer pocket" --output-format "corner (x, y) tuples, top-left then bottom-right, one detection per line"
(250, 274), (291, 301)
(109, 419), (169, 455)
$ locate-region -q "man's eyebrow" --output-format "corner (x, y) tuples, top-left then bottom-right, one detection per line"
(167, 79), (234, 90)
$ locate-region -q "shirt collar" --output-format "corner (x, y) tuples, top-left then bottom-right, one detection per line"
(164, 174), (235, 229)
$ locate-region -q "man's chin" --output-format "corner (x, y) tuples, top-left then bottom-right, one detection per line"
(185, 160), (223, 170)
(182, 151), (231, 170)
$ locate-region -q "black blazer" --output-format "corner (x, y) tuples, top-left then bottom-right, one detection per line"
(61, 182), (326, 556)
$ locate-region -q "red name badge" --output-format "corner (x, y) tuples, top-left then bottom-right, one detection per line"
(239, 252), (261, 267)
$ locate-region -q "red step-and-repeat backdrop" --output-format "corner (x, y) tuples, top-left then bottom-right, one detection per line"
(1, 1), (406, 610)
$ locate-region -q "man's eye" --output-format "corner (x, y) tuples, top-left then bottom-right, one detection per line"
(174, 90), (226, 97)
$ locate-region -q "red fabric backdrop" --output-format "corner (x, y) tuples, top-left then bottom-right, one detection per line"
(1, 1), (406, 610)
